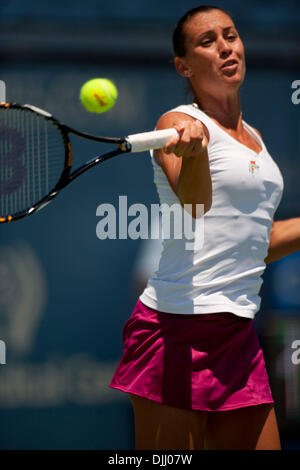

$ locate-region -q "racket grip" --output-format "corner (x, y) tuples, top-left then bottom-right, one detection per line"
(125, 128), (179, 153)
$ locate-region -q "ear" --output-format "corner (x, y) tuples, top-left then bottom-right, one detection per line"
(174, 57), (193, 78)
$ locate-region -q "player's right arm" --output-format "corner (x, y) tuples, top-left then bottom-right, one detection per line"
(153, 112), (212, 218)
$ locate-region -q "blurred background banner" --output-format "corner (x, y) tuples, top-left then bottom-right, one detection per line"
(0, 0), (299, 450)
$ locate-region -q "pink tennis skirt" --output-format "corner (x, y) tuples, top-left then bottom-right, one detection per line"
(109, 299), (274, 411)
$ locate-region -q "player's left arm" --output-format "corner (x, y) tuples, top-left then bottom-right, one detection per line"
(265, 218), (300, 264)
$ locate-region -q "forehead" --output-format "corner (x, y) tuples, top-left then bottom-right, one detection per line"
(184, 10), (236, 38)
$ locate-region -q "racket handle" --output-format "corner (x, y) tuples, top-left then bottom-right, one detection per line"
(125, 128), (179, 153)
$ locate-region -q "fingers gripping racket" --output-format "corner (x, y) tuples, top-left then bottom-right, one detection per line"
(0, 103), (177, 223)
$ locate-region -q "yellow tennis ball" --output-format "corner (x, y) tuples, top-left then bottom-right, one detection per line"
(79, 78), (118, 113)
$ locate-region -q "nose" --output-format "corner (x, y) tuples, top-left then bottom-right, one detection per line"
(217, 37), (232, 58)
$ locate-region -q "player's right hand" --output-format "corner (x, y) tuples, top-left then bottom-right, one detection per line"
(163, 120), (208, 158)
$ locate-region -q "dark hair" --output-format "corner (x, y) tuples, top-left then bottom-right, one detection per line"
(173, 5), (233, 57)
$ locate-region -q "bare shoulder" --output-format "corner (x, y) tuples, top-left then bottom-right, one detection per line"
(156, 111), (195, 128)
(156, 111), (210, 142)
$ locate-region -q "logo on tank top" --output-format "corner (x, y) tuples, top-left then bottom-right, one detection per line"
(249, 160), (260, 174)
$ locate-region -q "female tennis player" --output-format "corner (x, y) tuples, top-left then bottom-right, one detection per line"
(110, 6), (300, 450)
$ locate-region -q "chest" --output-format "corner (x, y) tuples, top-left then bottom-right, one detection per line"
(208, 140), (284, 214)
(226, 128), (262, 155)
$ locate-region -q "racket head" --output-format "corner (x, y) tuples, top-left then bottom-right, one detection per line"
(0, 102), (72, 223)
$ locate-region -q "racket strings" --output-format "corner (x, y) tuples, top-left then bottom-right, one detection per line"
(0, 108), (66, 217)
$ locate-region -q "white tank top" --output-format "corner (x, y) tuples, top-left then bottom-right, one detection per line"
(140, 104), (284, 318)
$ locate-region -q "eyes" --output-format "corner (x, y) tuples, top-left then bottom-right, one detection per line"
(200, 33), (238, 47)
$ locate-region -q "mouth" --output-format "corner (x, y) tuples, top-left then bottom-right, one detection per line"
(221, 59), (238, 70)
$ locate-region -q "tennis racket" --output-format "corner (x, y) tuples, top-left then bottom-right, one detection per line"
(0, 102), (178, 223)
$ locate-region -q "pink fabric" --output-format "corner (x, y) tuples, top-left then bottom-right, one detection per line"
(109, 300), (274, 411)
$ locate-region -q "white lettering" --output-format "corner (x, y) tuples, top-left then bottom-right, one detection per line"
(291, 340), (300, 365)
(96, 204), (116, 239)
(119, 195), (128, 239)
(0, 340), (6, 365)
(128, 203), (148, 240)
(95, 197), (205, 249)
(291, 80), (300, 104)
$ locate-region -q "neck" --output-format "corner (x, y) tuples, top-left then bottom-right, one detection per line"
(193, 90), (242, 130)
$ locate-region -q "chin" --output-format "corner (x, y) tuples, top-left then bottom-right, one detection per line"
(224, 73), (244, 86)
